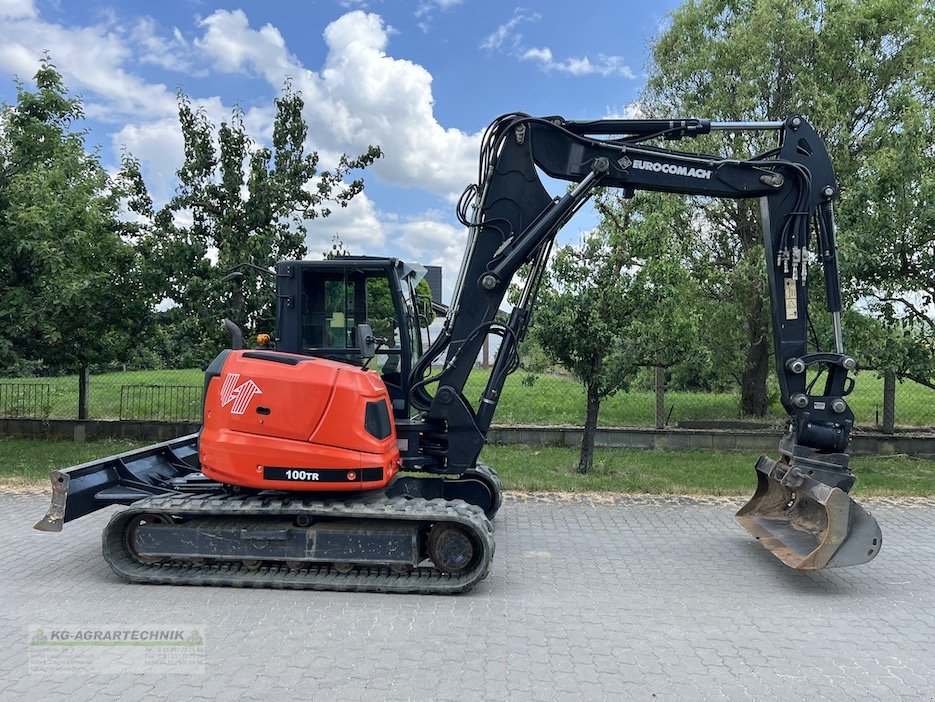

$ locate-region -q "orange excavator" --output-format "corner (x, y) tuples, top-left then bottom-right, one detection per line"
(35, 113), (881, 593)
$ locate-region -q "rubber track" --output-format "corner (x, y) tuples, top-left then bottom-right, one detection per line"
(102, 494), (494, 595)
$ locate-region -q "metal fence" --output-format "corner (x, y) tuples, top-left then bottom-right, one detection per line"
(0, 383), (51, 418)
(2, 367), (934, 434)
(118, 385), (202, 421)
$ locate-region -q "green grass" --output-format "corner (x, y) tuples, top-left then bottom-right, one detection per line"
(847, 454), (935, 497)
(480, 445), (935, 497)
(3, 437), (934, 496)
(466, 368), (935, 429)
(465, 370), (750, 426)
(4, 365), (934, 428)
(0, 437), (148, 485)
(482, 445), (762, 495)
(4, 369), (203, 420)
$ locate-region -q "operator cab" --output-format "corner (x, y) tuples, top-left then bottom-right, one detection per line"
(275, 257), (427, 418)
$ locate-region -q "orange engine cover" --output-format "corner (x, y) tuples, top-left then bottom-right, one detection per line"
(199, 350), (400, 491)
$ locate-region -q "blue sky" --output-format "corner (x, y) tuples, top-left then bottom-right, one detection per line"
(0, 0), (682, 300)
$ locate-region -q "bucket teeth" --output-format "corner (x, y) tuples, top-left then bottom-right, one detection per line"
(736, 455), (882, 570)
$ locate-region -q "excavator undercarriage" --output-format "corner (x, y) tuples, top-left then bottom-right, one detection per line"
(35, 435), (501, 594)
(102, 494), (493, 595)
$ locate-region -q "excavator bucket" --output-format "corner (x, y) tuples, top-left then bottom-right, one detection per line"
(736, 455), (882, 570)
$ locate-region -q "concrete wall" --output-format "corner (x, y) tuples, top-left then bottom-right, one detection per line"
(3, 418), (935, 458)
(487, 425), (935, 458)
(0, 418), (200, 443)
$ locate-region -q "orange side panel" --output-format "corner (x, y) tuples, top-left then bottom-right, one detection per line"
(200, 350), (400, 492)
(206, 352), (342, 442)
(311, 367), (397, 452)
(200, 428), (399, 491)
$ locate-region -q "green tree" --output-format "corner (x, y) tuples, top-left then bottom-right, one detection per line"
(643, 0), (929, 414)
(0, 56), (147, 415)
(533, 194), (700, 473)
(122, 85), (381, 367)
(840, 89), (935, 386)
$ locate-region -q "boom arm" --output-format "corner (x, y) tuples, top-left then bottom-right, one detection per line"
(412, 113), (854, 485)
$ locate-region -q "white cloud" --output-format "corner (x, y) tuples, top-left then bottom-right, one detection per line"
(483, 8), (634, 79)
(0, 9), (178, 121)
(195, 9), (296, 77)
(1, 5), (480, 280)
(422, 0), (463, 10)
(322, 9), (389, 54)
(195, 10), (480, 202)
(304, 190), (386, 257)
(522, 46), (551, 63)
(0, 0), (34, 20)
(522, 47), (636, 78)
(480, 8), (539, 52)
(0, 41), (37, 78)
(604, 102), (644, 120)
(131, 17), (204, 75)
(415, 0), (464, 19)
(415, 0), (463, 32)
(112, 117), (185, 204)
(392, 216), (466, 302)
(240, 104), (277, 147)
(301, 203), (466, 301)
(394, 219), (462, 259)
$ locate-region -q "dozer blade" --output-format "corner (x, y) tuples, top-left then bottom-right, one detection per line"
(736, 455), (882, 570)
(34, 434), (202, 532)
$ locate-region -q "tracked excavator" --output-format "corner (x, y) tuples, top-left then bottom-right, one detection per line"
(35, 113), (882, 593)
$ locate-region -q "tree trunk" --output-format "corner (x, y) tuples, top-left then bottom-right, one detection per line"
(77, 365), (90, 420)
(730, 204), (770, 418)
(740, 287), (770, 417)
(882, 371), (896, 434)
(578, 384), (601, 474)
(231, 283), (244, 330)
(654, 366), (666, 429)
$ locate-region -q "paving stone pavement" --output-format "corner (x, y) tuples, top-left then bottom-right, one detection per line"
(2, 489), (934, 701)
